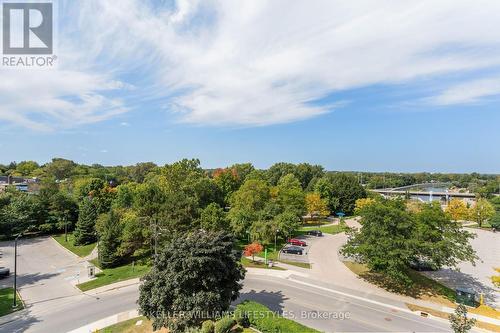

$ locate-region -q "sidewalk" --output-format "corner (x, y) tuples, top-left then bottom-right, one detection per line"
(67, 309), (139, 333)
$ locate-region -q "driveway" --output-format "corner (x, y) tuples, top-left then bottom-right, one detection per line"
(0, 237), (93, 322)
(422, 228), (500, 308)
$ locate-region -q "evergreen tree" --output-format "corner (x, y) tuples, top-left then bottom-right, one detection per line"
(96, 210), (122, 268)
(74, 197), (98, 245)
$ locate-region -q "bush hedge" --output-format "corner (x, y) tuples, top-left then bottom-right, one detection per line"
(235, 301), (319, 333)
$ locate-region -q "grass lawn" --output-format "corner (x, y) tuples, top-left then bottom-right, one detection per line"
(241, 257), (286, 271)
(52, 233), (96, 257)
(465, 222), (495, 231)
(298, 224), (347, 235)
(279, 260), (311, 269)
(236, 300), (320, 333)
(0, 288), (23, 317)
(98, 316), (167, 333)
(406, 303), (500, 332)
(99, 316), (255, 333)
(77, 260), (150, 292)
(343, 261), (457, 305)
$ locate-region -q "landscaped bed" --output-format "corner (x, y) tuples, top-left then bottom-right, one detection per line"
(99, 301), (319, 333)
(235, 300), (320, 333)
(0, 288), (23, 317)
(343, 261), (457, 305)
(52, 233), (96, 257)
(77, 260), (150, 292)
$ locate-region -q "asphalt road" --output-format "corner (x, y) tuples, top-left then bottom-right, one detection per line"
(239, 275), (455, 333)
(0, 273), (461, 333)
(0, 236), (477, 332)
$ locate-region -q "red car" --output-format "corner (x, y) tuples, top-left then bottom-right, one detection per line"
(287, 238), (307, 247)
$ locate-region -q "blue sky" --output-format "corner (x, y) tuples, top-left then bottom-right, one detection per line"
(1, 1), (500, 173)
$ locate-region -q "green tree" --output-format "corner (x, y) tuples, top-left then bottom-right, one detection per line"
(413, 203), (476, 269)
(315, 173), (366, 215)
(470, 198), (495, 227)
(96, 210), (122, 268)
(230, 163), (255, 187)
(199, 203), (228, 231)
(74, 197), (98, 245)
(228, 179), (270, 236)
(449, 304), (476, 333)
(43, 158), (76, 180)
(274, 211), (301, 239)
(230, 179), (270, 212)
(250, 219), (276, 245)
(213, 168), (240, 205)
(138, 231), (245, 332)
(128, 162), (157, 183)
(15, 160), (40, 176)
(0, 190), (45, 237)
(342, 199), (416, 286)
(266, 162), (296, 186)
(113, 182), (138, 209)
(342, 200), (477, 286)
(294, 163), (324, 189)
(490, 212), (500, 230)
(275, 174), (305, 217)
(118, 210), (147, 259)
(228, 208), (256, 238)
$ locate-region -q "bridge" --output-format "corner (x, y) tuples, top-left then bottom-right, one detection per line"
(370, 189), (476, 200)
(388, 182), (452, 191)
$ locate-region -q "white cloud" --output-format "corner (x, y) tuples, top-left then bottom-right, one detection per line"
(428, 78), (500, 105)
(100, 149), (108, 153)
(120, 122), (130, 126)
(2, 0), (500, 129)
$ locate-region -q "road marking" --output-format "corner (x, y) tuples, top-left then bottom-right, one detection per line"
(286, 276), (415, 315)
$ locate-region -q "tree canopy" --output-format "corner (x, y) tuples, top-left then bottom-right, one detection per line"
(342, 199), (476, 286)
(138, 231), (245, 332)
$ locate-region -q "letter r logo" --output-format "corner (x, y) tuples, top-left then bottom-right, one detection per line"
(2, 2), (53, 54)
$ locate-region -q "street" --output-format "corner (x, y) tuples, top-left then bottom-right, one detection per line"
(0, 235), (485, 333)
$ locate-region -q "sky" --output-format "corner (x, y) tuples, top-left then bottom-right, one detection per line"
(1, 0), (500, 173)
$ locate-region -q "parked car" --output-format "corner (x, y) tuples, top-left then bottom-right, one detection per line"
(282, 246), (304, 255)
(306, 230), (323, 237)
(409, 259), (435, 271)
(287, 238), (307, 247)
(0, 267), (10, 278)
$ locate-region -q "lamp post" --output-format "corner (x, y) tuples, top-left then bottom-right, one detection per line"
(274, 229), (280, 251)
(13, 232), (23, 308)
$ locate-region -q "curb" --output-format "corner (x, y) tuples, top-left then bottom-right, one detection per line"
(67, 309), (139, 333)
(49, 236), (84, 260)
(0, 308), (29, 327)
(83, 278), (141, 296)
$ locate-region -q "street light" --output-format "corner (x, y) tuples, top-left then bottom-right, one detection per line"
(274, 229), (280, 251)
(13, 231), (24, 308)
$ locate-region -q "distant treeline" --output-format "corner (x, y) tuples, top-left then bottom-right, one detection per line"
(2, 158), (498, 196)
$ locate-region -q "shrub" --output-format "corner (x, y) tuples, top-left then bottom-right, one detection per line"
(214, 317), (236, 333)
(201, 320), (215, 333)
(235, 312), (250, 328)
(235, 301), (319, 333)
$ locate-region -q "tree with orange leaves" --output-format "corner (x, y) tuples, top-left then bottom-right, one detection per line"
(243, 242), (263, 262)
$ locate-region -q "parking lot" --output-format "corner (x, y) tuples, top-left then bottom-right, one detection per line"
(278, 234), (323, 263)
(0, 237), (91, 318)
